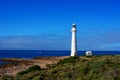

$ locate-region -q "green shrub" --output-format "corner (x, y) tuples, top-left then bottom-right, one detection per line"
(0, 76), (14, 80)
(17, 65), (41, 75)
(58, 56), (79, 64)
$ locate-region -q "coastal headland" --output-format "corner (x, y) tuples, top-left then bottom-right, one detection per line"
(0, 55), (120, 80)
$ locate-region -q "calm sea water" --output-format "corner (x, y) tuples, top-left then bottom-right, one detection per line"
(0, 50), (120, 58)
(0, 50), (120, 65)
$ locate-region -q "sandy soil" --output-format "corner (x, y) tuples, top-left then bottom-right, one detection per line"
(0, 56), (69, 77)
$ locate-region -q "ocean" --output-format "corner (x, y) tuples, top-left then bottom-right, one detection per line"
(0, 50), (120, 58)
(0, 50), (120, 65)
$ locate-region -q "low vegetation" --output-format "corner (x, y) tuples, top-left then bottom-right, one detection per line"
(1, 55), (120, 80)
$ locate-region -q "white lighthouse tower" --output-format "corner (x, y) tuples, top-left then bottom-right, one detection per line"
(71, 23), (77, 56)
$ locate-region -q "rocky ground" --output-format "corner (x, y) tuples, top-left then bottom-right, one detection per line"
(0, 56), (69, 77)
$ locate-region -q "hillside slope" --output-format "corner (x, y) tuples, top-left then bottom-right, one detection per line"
(1, 55), (120, 80)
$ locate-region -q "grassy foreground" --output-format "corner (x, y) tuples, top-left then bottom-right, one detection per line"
(1, 55), (120, 80)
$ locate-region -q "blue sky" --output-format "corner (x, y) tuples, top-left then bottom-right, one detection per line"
(0, 0), (120, 50)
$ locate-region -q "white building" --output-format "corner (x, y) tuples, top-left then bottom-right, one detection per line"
(85, 51), (93, 56)
(71, 23), (77, 56)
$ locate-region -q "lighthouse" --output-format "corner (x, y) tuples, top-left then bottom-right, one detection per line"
(71, 23), (77, 56)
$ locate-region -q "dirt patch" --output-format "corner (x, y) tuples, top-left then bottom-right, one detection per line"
(0, 56), (69, 76)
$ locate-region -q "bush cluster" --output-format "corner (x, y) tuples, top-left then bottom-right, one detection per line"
(1, 55), (120, 80)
